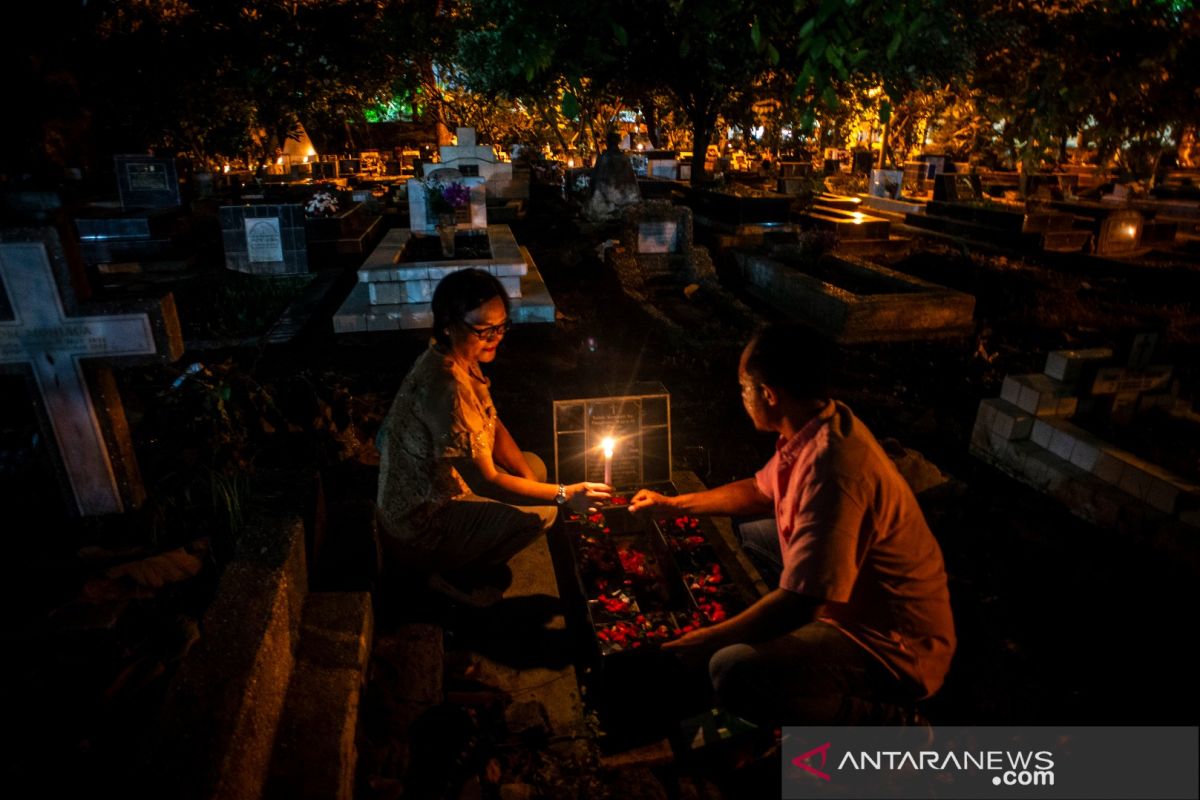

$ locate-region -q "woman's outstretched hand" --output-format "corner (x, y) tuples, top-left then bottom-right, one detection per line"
(566, 482), (611, 513)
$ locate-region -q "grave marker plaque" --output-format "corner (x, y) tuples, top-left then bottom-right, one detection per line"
(553, 383), (671, 490)
(933, 173), (983, 202)
(869, 169), (904, 200)
(219, 204), (308, 274)
(115, 154), (181, 210)
(636, 221), (679, 254)
(0, 226), (183, 515)
(245, 217), (284, 263)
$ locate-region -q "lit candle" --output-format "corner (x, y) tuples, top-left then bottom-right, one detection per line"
(601, 436), (615, 486)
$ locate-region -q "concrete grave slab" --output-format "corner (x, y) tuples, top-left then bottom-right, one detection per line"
(734, 251), (975, 343)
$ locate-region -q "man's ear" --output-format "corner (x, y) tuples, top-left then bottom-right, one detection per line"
(761, 383), (779, 407)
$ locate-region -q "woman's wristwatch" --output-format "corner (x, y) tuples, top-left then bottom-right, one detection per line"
(555, 484), (568, 505)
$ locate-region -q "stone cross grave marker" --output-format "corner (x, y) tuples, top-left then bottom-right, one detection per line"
(0, 226), (183, 515)
(553, 383), (671, 490)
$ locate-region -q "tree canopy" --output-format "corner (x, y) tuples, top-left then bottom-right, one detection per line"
(1, 0), (1196, 183)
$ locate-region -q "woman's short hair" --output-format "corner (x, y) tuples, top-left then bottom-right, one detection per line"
(431, 269), (511, 346)
(742, 323), (834, 402)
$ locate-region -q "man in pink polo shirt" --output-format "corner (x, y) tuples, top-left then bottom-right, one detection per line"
(629, 324), (955, 725)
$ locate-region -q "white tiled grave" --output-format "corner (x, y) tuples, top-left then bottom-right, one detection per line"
(333, 224), (555, 332)
(970, 348), (1200, 532)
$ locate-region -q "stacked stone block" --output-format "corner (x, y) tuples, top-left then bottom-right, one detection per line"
(971, 348), (1200, 528)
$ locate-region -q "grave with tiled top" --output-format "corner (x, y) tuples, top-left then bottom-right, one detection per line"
(333, 221), (555, 332)
(336, 132), (555, 331)
(970, 338), (1200, 536)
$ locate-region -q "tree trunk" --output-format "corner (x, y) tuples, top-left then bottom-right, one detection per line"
(877, 118), (890, 170)
(689, 109), (717, 185)
(641, 95), (660, 149)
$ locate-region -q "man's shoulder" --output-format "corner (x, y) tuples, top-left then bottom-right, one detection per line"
(811, 403), (886, 478)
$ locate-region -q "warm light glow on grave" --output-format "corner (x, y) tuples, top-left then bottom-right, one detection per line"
(223, 164), (230, 173)
(568, 158), (575, 167)
(1122, 224), (1138, 239)
(275, 156), (284, 166)
(852, 211), (864, 224)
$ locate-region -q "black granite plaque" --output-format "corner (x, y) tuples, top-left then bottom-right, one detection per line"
(553, 383), (671, 489)
(115, 155), (181, 209)
(933, 173), (983, 203)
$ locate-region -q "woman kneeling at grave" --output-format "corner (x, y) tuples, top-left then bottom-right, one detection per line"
(376, 268), (611, 605)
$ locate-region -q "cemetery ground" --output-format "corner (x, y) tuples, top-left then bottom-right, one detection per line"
(2, 193), (1199, 798)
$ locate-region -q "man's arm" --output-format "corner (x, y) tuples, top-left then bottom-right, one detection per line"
(663, 588), (821, 655)
(628, 477), (772, 517)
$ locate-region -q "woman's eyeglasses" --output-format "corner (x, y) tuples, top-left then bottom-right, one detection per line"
(464, 319), (513, 341)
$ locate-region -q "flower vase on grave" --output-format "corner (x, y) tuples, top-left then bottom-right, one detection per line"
(437, 213), (457, 257)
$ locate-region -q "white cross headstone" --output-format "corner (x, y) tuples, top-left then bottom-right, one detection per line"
(0, 229), (183, 515)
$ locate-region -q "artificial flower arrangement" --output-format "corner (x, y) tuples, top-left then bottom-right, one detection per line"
(423, 176), (472, 216)
(304, 190), (340, 218)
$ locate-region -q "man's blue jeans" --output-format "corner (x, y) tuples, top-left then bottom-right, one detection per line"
(735, 514), (785, 588)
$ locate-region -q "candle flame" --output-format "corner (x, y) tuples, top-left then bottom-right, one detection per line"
(601, 436), (615, 458)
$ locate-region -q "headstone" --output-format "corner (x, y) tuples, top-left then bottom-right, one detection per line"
(219, 204), (309, 274)
(418, 127), (520, 201)
(583, 133), (642, 222)
(852, 151), (875, 175)
(610, 202), (712, 288)
(1095, 209), (1143, 256)
(115, 154), (182, 210)
(644, 151), (679, 180)
(933, 173), (983, 202)
(916, 155), (947, 179)
(869, 169), (905, 200)
(0, 225), (183, 515)
(405, 167), (487, 233)
(1082, 334), (1172, 425)
(553, 384), (671, 489)
(636, 220), (679, 254)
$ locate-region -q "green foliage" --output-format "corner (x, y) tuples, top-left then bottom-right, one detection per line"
(4, 0), (1196, 182)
